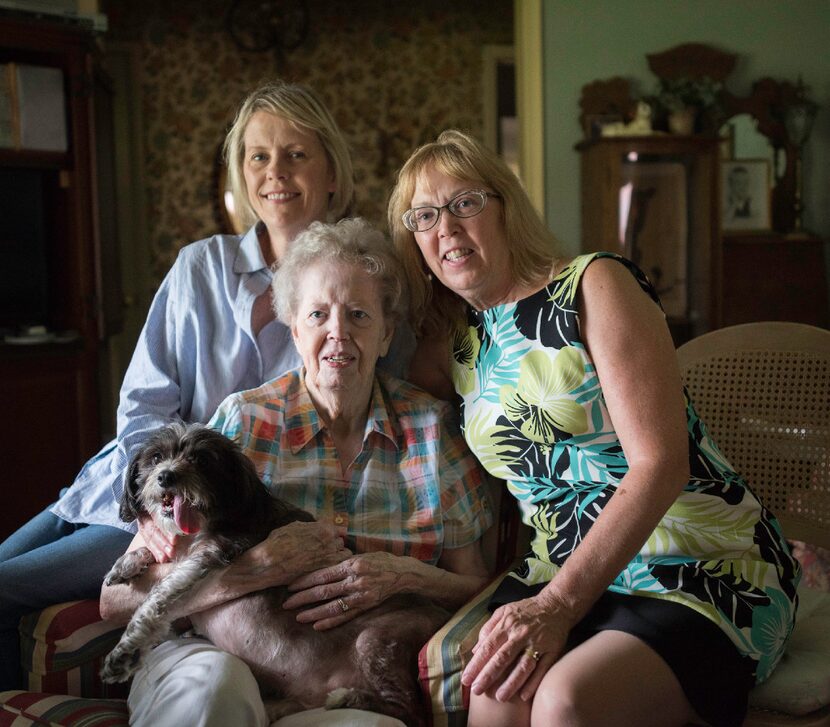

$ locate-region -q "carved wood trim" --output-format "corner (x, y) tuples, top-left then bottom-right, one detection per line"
(646, 43), (737, 82)
(720, 77), (801, 231)
(578, 77), (635, 137)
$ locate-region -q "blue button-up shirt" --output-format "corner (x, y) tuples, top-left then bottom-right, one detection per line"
(53, 225), (413, 530)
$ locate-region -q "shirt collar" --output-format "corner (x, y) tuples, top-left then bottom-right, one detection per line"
(234, 222), (270, 274)
(284, 370), (402, 455)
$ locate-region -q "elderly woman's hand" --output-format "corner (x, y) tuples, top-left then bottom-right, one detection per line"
(282, 551), (411, 630)
(461, 591), (579, 703)
(229, 521), (352, 591)
(137, 515), (181, 563)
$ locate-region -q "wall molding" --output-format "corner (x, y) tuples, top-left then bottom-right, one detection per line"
(514, 0), (545, 217)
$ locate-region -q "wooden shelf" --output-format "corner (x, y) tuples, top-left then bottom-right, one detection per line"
(0, 336), (84, 359)
(0, 148), (70, 169)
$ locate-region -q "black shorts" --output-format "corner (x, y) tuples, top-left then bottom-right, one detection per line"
(489, 576), (755, 727)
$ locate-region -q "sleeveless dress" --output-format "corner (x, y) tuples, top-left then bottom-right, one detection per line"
(450, 252), (800, 688)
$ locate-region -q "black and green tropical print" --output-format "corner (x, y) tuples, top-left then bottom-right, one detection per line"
(451, 252), (800, 684)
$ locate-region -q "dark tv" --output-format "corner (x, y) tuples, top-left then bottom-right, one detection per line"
(0, 167), (50, 331)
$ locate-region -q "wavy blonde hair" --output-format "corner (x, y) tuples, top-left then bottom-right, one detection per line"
(223, 81), (355, 230)
(387, 129), (559, 335)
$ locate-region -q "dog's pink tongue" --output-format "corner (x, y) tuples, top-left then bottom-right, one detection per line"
(173, 495), (200, 535)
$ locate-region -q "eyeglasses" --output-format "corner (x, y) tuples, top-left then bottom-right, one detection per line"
(402, 189), (500, 232)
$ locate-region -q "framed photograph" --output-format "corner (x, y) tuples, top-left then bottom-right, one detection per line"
(721, 159), (771, 231)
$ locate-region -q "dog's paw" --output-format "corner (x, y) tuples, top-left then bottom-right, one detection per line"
(104, 548), (156, 586)
(103, 569), (130, 587)
(100, 647), (142, 683)
(324, 688), (356, 709)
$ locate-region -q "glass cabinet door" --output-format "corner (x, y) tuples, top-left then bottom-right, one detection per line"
(579, 136), (720, 344)
(619, 152), (690, 321)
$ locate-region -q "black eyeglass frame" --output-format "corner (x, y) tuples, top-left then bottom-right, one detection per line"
(402, 189), (500, 232)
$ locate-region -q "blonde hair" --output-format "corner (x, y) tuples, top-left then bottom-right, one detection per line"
(223, 81), (355, 230)
(272, 218), (408, 326)
(387, 129), (559, 335)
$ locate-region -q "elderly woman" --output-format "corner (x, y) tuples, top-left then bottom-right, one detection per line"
(0, 80), (392, 692)
(101, 217), (492, 727)
(388, 130), (800, 727)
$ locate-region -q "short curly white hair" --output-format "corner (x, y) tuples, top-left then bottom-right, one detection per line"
(271, 218), (409, 327)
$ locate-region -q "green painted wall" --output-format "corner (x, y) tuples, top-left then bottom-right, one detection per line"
(541, 0), (830, 263)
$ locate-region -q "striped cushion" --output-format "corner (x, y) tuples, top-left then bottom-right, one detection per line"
(418, 580), (830, 724)
(0, 691), (128, 727)
(20, 589), (490, 722)
(418, 574), (506, 727)
(19, 600), (127, 699)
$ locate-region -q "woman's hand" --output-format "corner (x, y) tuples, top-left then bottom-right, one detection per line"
(230, 521), (352, 591)
(282, 551), (410, 630)
(461, 591), (579, 703)
(137, 515), (180, 563)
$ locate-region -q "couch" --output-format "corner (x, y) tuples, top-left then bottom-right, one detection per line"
(5, 320), (830, 725)
(2, 545), (830, 726)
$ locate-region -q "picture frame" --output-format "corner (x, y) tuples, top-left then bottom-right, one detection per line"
(482, 44), (518, 177)
(721, 159), (771, 232)
(718, 121), (734, 160)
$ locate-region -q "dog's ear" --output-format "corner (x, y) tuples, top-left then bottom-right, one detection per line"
(234, 451), (275, 514)
(223, 438), (314, 525)
(119, 455), (143, 523)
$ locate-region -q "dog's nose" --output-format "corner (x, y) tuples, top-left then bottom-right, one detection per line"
(157, 470), (176, 488)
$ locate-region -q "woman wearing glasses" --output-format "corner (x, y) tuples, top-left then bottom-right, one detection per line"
(388, 130), (799, 727)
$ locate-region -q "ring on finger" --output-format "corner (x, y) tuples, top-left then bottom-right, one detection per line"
(524, 647), (541, 662)
(336, 597), (349, 613)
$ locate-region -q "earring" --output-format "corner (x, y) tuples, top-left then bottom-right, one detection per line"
(425, 271), (433, 282)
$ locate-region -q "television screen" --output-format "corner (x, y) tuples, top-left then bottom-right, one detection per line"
(0, 167), (50, 330)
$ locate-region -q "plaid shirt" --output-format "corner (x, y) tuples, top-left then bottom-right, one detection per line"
(208, 368), (493, 564)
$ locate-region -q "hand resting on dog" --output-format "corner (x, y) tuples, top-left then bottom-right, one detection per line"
(285, 547), (488, 631)
(131, 520), (486, 633)
(136, 515), (178, 563)
(100, 519), (351, 626)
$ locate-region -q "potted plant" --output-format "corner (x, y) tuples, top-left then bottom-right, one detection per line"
(655, 76), (722, 134)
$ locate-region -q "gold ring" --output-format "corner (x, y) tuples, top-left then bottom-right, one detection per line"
(525, 647), (541, 661)
(337, 597), (349, 613)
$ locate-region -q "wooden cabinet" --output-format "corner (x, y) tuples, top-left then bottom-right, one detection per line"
(578, 136), (829, 346)
(578, 136), (721, 345)
(0, 15), (119, 539)
(721, 232), (828, 328)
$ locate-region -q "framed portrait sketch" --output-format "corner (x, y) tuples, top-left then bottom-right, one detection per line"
(721, 159), (771, 231)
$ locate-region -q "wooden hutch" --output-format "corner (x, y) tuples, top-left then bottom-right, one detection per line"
(0, 13), (121, 539)
(577, 44), (828, 346)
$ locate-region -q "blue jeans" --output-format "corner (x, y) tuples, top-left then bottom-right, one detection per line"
(0, 503), (133, 690)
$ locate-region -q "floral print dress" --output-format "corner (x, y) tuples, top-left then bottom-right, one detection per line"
(450, 252), (800, 684)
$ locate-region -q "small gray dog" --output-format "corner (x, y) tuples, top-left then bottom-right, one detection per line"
(100, 423), (449, 725)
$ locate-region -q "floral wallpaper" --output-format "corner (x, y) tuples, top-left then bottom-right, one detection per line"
(103, 0), (513, 282)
